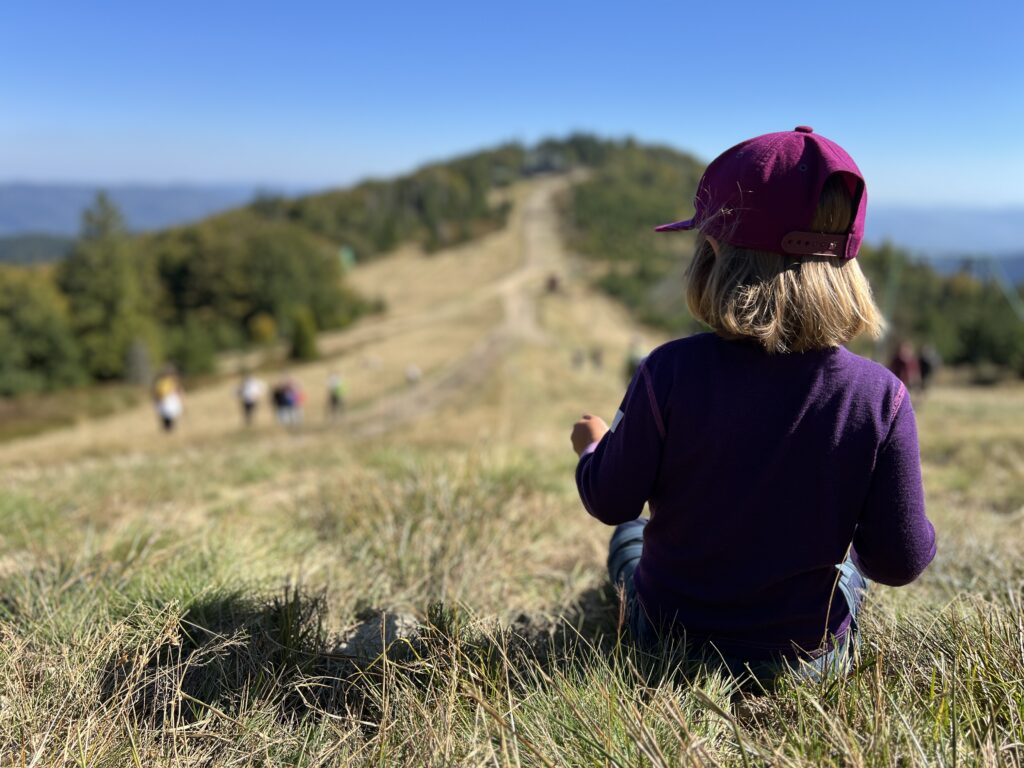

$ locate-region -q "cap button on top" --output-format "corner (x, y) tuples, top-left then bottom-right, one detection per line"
(795, 125), (814, 133)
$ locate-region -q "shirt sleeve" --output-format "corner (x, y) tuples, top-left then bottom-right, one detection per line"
(575, 360), (667, 525)
(852, 388), (936, 586)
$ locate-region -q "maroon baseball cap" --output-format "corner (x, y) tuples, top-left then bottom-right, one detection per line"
(655, 126), (866, 259)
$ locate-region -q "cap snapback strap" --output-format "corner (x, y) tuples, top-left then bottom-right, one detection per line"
(781, 232), (850, 258)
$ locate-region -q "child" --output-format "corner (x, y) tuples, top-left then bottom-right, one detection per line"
(152, 366), (184, 433)
(237, 372), (265, 427)
(572, 126), (936, 682)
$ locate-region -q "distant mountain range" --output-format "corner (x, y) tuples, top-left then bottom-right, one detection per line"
(865, 205), (1024, 257)
(920, 252), (1024, 285)
(0, 234), (75, 265)
(0, 182), (274, 237)
(865, 205), (1024, 284)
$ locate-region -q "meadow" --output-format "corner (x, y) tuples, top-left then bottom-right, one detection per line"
(1, 179), (1023, 766)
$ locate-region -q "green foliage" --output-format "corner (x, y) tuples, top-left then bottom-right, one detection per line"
(279, 143), (526, 259)
(0, 266), (84, 395)
(858, 244), (1024, 372)
(289, 307), (318, 361)
(571, 141), (704, 267)
(149, 215), (352, 349)
(247, 312), (277, 346)
(569, 141), (706, 334)
(164, 314), (217, 376)
(537, 133), (617, 167)
(56, 193), (162, 380)
(80, 190), (125, 240)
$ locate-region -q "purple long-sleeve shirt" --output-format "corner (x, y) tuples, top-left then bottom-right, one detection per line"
(577, 333), (936, 660)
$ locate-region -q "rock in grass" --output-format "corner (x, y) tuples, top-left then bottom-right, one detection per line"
(336, 611), (420, 662)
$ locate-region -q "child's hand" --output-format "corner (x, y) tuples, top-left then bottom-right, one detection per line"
(571, 414), (609, 456)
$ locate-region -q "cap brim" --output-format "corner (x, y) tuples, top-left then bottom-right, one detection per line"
(653, 218), (696, 233)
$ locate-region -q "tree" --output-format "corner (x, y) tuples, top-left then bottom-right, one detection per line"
(57, 193), (161, 379)
(81, 191), (125, 240)
(247, 312), (278, 346)
(289, 307), (318, 361)
(165, 314), (216, 376)
(0, 267), (84, 395)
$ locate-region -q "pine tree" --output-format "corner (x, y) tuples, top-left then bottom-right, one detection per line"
(57, 193), (161, 380)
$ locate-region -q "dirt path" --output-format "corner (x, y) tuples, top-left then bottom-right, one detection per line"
(343, 175), (573, 436)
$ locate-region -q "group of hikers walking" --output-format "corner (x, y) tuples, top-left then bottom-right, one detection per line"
(237, 372), (347, 428)
(151, 349), (437, 434)
(150, 369), (349, 433)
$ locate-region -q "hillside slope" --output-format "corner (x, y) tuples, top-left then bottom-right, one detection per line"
(1, 176), (1023, 766)
(0, 175), (635, 465)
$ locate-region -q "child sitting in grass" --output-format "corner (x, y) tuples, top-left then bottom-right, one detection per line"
(571, 126), (936, 682)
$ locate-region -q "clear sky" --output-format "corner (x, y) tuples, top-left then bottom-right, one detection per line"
(3, 0), (1023, 205)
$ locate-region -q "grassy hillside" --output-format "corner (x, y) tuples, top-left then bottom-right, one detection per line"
(0, 136), (623, 397)
(566, 141), (703, 330)
(1, 178), (1022, 763)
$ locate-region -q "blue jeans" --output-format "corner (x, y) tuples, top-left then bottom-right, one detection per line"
(607, 518), (868, 682)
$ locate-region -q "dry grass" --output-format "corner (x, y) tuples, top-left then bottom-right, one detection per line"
(1, 177), (1023, 765)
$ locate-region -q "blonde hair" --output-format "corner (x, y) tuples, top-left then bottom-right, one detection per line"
(685, 176), (885, 353)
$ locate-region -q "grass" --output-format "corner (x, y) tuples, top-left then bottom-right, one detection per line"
(2, 178), (1023, 765)
(2, 398), (1023, 766)
(0, 383), (141, 442)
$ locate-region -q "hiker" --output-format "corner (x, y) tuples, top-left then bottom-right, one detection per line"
(271, 381), (289, 424)
(285, 378), (305, 425)
(888, 341), (922, 391)
(918, 344), (941, 391)
(326, 371), (347, 420)
(571, 127), (935, 685)
(272, 377), (302, 426)
(152, 366), (184, 433)
(237, 372), (265, 427)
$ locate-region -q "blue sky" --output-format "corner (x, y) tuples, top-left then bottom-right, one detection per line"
(3, 0), (1023, 205)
